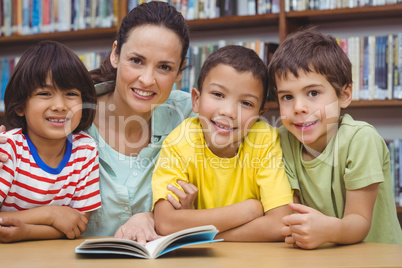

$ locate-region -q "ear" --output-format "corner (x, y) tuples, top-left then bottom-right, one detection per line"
(191, 88), (201, 114)
(175, 58), (187, 83)
(340, 84), (352, 108)
(110, 41), (119, 69)
(16, 108), (25, 117)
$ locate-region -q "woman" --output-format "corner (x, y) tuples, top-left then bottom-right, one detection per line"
(81, 1), (195, 243)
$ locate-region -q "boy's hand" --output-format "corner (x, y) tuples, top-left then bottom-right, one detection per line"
(114, 212), (160, 246)
(47, 206), (89, 239)
(0, 217), (28, 243)
(281, 203), (334, 249)
(166, 180), (198, 210)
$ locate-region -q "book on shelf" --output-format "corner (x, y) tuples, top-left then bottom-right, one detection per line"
(75, 225), (222, 259)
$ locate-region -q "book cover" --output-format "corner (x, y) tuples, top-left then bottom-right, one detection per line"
(75, 225), (222, 259)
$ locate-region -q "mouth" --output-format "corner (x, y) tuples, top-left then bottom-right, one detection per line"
(294, 120), (318, 130)
(132, 88), (155, 97)
(212, 120), (237, 131)
(47, 118), (70, 123)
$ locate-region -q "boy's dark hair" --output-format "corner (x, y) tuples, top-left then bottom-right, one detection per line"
(90, 1), (190, 89)
(4, 40), (97, 133)
(268, 27), (352, 101)
(197, 45), (269, 110)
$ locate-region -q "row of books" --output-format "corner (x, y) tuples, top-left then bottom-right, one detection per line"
(386, 139), (402, 206)
(179, 40), (278, 93)
(178, 33), (402, 101)
(0, 50), (109, 112)
(285, 0), (402, 11)
(339, 33), (402, 101)
(128, 0), (280, 20)
(0, 0), (118, 37)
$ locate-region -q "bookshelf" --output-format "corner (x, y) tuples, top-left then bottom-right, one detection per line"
(0, 0), (401, 221)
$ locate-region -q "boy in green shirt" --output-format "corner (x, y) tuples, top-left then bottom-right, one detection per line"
(268, 27), (402, 249)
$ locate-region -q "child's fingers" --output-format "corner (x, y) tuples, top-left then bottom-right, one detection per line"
(167, 184), (186, 199)
(281, 225), (292, 237)
(284, 235), (296, 245)
(0, 217), (20, 227)
(167, 194), (182, 209)
(177, 180), (198, 194)
(288, 202), (314, 214)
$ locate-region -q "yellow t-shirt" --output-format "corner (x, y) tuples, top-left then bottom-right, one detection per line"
(152, 117), (292, 212)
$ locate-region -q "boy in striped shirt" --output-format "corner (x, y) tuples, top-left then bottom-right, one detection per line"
(0, 41), (100, 242)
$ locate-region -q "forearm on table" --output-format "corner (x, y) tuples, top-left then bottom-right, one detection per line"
(23, 224), (65, 241)
(0, 206), (53, 225)
(328, 214), (371, 245)
(154, 199), (263, 236)
(216, 204), (291, 242)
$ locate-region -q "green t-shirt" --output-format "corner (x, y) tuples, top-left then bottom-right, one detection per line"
(279, 114), (402, 245)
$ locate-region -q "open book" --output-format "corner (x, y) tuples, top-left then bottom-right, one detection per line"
(75, 225), (222, 259)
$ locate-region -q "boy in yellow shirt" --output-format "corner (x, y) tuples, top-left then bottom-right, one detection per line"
(152, 45), (293, 241)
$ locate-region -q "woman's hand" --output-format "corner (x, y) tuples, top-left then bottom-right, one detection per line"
(114, 212), (161, 246)
(167, 180), (198, 210)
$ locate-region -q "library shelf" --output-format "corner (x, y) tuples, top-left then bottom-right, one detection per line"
(187, 13), (279, 31)
(0, 27), (118, 48)
(285, 3), (402, 22)
(266, 99), (402, 110)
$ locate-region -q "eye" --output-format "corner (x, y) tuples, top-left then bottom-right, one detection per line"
(308, 90), (319, 97)
(280, 94), (293, 101)
(241, 101), (254, 107)
(66, 91), (81, 97)
(212, 92), (223, 98)
(160, 64), (172, 71)
(36, 91), (51, 96)
(130, 57), (142, 65)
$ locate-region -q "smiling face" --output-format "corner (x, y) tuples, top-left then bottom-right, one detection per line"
(276, 70), (351, 155)
(18, 75), (82, 146)
(192, 64), (264, 158)
(110, 25), (183, 118)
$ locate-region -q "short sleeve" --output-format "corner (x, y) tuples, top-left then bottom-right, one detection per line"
(70, 143), (101, 212)
(151, 132), (189, 210)
(344, 126), (387, 190)
(257, 127), (293, 212)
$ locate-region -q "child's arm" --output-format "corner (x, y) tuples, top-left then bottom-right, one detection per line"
(0, 206), (90, 239)
(154, 198), (264, 236)
(0, 217), (65, 242)
(166, 182), (291, 241)
(281, 183), (379, 249)
(215, 204), (292, 241)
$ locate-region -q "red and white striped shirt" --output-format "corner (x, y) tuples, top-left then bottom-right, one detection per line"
(0, 128), (101, 212)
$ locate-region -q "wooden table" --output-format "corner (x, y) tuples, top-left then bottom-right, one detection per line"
(1, 238), (401, 268)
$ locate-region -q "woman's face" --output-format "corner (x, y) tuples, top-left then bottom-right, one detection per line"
(110, 25), (184, 117)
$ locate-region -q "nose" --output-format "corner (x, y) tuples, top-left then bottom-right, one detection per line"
(51, 93), (67, 111)
(138, 67), (156, 87)
(293, 98), (308, 115)
(219, 101), (238, 120)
